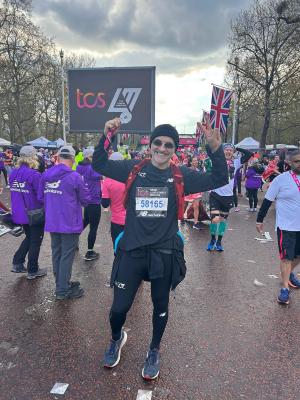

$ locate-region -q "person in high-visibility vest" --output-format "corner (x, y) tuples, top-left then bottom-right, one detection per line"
(72, 147), (84, 170)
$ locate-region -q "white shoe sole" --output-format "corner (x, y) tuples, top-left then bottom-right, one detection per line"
(104, 330), (127, 368)
(142, 367), (160, 380)
(84, 255), (99, 261)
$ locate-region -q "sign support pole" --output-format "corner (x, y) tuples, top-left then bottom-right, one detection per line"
(60, 49), (67, 145)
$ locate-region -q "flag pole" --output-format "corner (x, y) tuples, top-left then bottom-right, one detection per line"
(211, 82), (233, 92)
(232, 90), (237, 145)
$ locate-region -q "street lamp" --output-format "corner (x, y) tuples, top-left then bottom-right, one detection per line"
(231, 56), (239, 145)
(60, 49), (67, 145)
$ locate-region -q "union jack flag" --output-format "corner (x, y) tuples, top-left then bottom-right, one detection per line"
(210, 85), (233, 134)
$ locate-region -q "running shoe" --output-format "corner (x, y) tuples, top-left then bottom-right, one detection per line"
(192, 222), (202, 230)
(27, 268), (47, 280)
(234, 207), (240, 212)
(277, 288), (289, 304)
(84, 250), (99, 261)
(56, 286), (84, 300)
(70, 281), (80, 288)
(289, 273), (300, 288)
(207, 239), (216, 251)
(102, 330), (127, 368)
(215, 241), (224, 252)
(142, 348), (160, 381)
(11, 264), (27, 273)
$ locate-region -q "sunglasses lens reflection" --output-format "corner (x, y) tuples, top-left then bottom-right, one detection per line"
(153, 139), (174, 149)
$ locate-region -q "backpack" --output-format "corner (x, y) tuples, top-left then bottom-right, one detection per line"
(123, 159), (185, 220)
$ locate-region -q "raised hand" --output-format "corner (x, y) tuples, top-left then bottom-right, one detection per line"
(200, 114), (222, 152)
(104, 118), (121, 137)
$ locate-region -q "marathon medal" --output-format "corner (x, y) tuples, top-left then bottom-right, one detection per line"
(135, 187), (168, 218)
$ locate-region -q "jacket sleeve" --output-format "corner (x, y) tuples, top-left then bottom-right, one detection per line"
(31, 171), (42, 197)
(37, 174), (45, 203)
(89, 168), (102, 181)
(257, 198), (272, 223)
(245, 168), (252, 179)
(182, 145), (228, 194)
(236, 147), (253, 164)
(76, 176), (92, 207)
(92, 134), (139, 183)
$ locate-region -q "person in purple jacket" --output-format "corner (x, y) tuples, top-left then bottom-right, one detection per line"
(76, 148), (102, 261)
(38, 145), (91, 300)
(9, 145), (47, 279)
(245, 158), (265, 211)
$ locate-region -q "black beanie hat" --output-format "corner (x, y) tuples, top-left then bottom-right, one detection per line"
(150, 124), (179, 150)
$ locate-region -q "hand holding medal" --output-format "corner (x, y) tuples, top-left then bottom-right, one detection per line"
(103, 118), (121, 152)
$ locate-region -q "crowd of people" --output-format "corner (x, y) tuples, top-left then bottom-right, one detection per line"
(0, 122), (299, 380)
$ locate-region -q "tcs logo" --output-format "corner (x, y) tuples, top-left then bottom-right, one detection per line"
(76, 89), (106, 109)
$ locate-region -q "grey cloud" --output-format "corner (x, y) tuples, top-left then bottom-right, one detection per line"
(87, 48), (228, 76)
(33, 0), (252, 57)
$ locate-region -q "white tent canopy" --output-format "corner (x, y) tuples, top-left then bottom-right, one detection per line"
(27, 137), (65, 148)
(26, 136), (49, 147)
(0, 137), (11, 146)
(266, 144), (298, 150)
(235, 137), (260, 150)
(55, 138), (65, 147)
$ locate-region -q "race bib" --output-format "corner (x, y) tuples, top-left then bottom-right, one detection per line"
(136, 187), (168, 218)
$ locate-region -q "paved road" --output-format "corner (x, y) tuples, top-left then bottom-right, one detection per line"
(1, 188), (300, 400)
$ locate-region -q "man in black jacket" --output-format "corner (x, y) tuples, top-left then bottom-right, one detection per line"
(92, 117), (228, 380)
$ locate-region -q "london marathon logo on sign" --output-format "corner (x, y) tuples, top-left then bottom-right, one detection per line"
(107, 88), (142, 124)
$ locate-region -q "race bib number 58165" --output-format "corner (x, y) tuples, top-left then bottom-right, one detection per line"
(136, 187), (168, 218)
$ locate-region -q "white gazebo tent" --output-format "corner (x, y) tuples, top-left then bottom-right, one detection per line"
(0, 137), (11, 146)
(235, 137), (260, 150)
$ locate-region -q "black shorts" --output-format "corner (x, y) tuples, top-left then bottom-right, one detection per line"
(277, 229), (300, 261)
(209, 192), (234, 214)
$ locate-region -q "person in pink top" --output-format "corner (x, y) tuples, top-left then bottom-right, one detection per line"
(183, 156), (202, 229)
(101, 152), (126, 247)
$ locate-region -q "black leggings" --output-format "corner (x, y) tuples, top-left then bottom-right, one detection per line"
(233, 186), (238, 207)
(111, 222), (124, 246)
(0, 168), (8, 185)
(110, 250), (172, 349)
(83, 204), (101, 249)
(247, 188), (258, 209)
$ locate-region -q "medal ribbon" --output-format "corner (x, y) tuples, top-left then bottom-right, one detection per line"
(290, 171), (300, 192)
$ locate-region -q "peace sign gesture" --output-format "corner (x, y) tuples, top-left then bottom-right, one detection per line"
(200, 114), (222, 152)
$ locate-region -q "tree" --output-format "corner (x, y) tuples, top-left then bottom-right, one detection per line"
(0, 0), (54, 143)
(227, 0), (300, 147)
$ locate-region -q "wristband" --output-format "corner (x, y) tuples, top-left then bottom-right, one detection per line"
(104, 130), (115, 152)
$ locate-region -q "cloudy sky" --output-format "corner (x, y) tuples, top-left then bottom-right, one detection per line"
(32, 0), (252, 134)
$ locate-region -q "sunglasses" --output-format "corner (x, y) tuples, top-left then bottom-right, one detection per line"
(152, 139), (175, 149)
